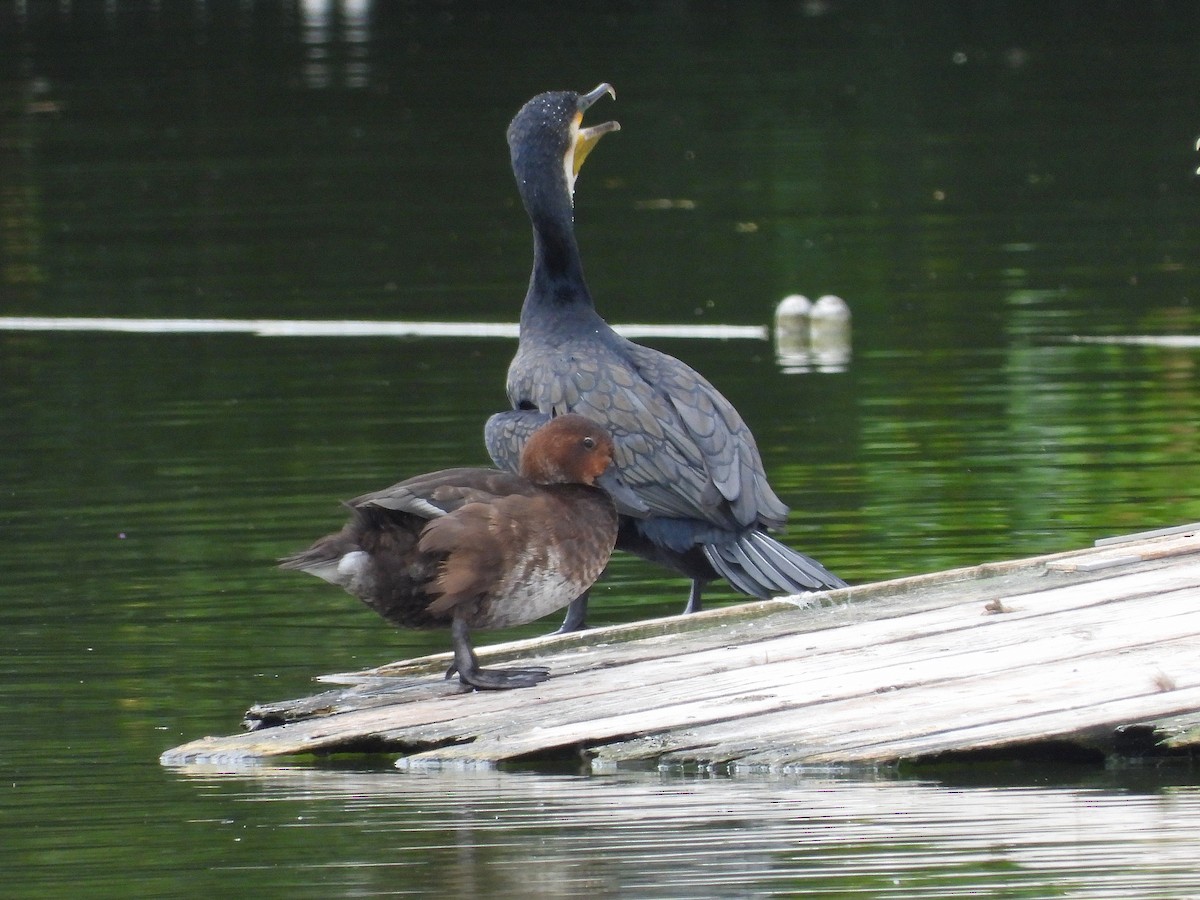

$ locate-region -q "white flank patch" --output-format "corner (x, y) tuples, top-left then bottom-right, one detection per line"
(482, 544), (580, 629)
(335, 551), (368, 582)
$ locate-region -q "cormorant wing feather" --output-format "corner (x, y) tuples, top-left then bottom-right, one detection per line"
(484, 409), (550, 472)
(623, 341), (789, 529)
(506, 333), (759, 529)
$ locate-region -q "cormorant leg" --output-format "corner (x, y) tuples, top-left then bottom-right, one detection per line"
(552, 589), (591, 634)
(682, 579), (705, 615)
(450, 617), (549, 691)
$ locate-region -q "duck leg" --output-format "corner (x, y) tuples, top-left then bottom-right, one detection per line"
(449, 617), (550, 690)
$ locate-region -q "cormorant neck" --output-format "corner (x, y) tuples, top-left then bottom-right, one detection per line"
(533, 215), (589, 282)
(521, 198), (597, 322)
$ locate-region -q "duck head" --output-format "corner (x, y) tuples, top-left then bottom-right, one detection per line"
(518, 413), (642, 509)
(507, 83), (620, 212)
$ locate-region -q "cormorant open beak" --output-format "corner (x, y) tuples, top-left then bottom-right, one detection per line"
(580, 82), (616, 111)
(595, 466), (650, 516)
(571, 83), (620, 181)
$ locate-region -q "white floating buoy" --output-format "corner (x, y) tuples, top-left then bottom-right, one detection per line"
(774, 293), (812, 325)
(773, 295), (811, 373)
(809, 295), (851, 371)
(773, 293), (851, 374)
(811, 294), (851, 321)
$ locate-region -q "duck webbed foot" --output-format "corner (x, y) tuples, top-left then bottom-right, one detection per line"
(455, 664), (550, 691)
(449, 618), (550, 691)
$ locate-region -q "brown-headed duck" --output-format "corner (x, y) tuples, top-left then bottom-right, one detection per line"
(280, 414), (632, 690)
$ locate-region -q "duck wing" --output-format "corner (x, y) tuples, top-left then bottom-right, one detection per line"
(351, 467), (535, 521)
(420, 488), (616, 625)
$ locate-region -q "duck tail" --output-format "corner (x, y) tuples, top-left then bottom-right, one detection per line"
(702, 531), (846, 598)
(278, 526), (363, 587)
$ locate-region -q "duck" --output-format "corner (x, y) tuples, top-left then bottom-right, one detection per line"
(279, 414), (632, 690)
(487, 84), (847, 632)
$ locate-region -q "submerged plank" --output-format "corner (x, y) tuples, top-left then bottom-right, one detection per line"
(161, 531), (1200, 770)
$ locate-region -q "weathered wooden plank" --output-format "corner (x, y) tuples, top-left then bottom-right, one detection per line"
(1094, 522), (1200, 546)
(1048, 531), (1200, 573)
(396, 588), (1200, 768)
(759, 679), (1200, 769)
(160, 531), (1200, 770)
(597, 639), (1200, 770)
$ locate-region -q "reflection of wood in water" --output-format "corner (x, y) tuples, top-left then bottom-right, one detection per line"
(162, 526), (1200, 772)
(157, 762), (1200, 899)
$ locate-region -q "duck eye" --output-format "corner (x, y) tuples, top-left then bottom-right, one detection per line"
(582, 436), (596, 450)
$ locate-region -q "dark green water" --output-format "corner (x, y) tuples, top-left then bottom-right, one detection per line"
(4, 2), (1200, 896)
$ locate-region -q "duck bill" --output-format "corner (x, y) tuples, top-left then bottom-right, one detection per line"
(594, 467), (650, 516)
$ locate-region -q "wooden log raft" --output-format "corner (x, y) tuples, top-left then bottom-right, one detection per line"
(161, 527), (1200, 772)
